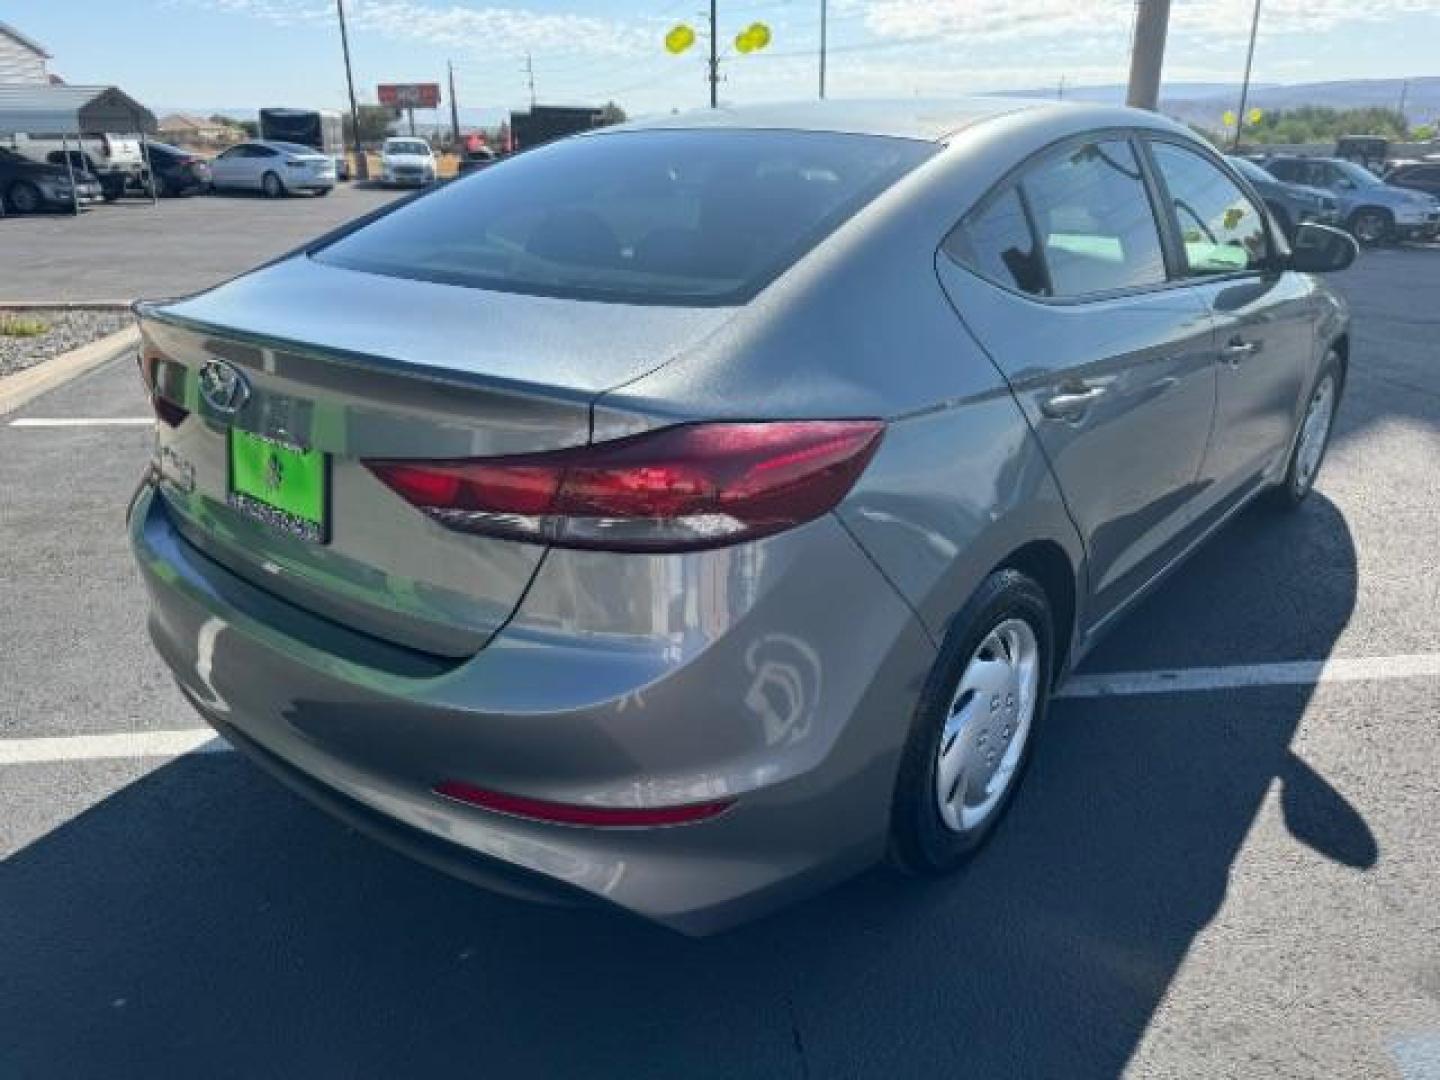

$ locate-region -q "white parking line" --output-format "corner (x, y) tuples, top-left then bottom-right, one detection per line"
(3, 652), (1439, 766)
(0, 729), (226, 765)
(1059, 653), (1440, 698)
(9, 417), (152, 428)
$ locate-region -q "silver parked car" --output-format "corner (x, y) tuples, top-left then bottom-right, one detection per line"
(129, 100), (1355, 934)
(207, 140), (336, 198)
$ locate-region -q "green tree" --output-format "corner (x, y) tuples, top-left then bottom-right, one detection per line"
(342, 106), (396, 146)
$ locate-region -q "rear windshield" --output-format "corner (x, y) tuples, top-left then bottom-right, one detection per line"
(313, 129), (935, 305)
(386, 140), (431, 155)
(271, 141), (321, 156)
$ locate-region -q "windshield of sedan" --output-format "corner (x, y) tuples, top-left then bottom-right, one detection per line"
(386, 141), (431, 156)
(313, 129), (935, 305)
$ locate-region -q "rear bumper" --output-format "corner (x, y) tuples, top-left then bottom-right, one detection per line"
(131, 483), (933, 934)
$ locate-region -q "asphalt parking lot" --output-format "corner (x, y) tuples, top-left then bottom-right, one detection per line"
(1, 205), (1438, 1076)
(0, 184), (402, 303)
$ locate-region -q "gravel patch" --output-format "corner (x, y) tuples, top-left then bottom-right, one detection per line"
(0, 308), (134, 378)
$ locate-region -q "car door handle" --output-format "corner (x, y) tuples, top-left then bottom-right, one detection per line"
(1222, 337), (1260, 364)
(1040, 384), (1107, 421)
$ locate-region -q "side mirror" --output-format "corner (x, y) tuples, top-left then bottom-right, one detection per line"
(1289, 223), (1358, 274)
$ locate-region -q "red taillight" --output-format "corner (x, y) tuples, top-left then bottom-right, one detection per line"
(364, 420), (884, 551)
(434, 780), (734, 827)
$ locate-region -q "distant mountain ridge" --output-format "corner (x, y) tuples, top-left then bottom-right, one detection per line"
(1021, 76), (1440, 126)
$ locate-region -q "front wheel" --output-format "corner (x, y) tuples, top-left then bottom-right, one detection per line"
(890, 570), (1053, 875)
(261, 171), (283, 198)
(1348, 208), (1392, 246)
(6, 181), (43, 214)
(1270, 352), (1343, 509)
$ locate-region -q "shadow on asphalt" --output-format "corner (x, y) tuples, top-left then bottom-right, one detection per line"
(0, 495), (1370, 1078)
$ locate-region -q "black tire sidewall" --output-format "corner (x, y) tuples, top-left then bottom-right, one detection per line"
(890, 569), (1054, 876)
(8, 182), (41, 214)
(263, 172), (282, 198)
(1350, 209), (1390, 245)
(1278, 351), (1344, 506)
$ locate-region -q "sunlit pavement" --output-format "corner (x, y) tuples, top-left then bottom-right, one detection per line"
(2, 248), (1438, 1078)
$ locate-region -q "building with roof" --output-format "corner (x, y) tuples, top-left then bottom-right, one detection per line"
(158, 112), (233, 146)
(0, 22), (50, 85)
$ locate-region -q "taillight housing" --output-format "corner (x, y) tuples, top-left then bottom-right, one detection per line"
(365, 420), (884, 552)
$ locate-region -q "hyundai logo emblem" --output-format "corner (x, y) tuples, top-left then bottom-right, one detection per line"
(197, 359), (250, 415)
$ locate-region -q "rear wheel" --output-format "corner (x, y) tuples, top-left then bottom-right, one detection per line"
(261, 171), (284, 198)
(6, 181), (42, 214)
(1270, 351), (1343, 509)
(1348, 208), (1392, 246)
(153, 173), (170, 198)
(890, 570), (1053, 875)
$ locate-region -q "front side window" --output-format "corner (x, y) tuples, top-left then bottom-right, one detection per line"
(1151, 142), (1269, 276)
(1018, 138), (1167, 297)
(315, 129), (935, 305)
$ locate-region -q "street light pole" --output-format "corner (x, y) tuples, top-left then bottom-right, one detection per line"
(1125, 0), (1171, 111)
(1233, 0), (1262, 150)
(709, 0), (719, 108)
(335, 0), (367, 180)
(819, 0), (827, 99)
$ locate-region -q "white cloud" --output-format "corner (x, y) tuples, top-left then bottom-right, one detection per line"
(860, 0), (1440, 46)
(175, 0), (650, 58)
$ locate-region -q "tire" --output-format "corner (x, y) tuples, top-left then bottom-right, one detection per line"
(1269, 350), (1343, 510)
(314, 187), (331, 197)
(890, 569), (1054, 875)
(261, 171), (284, 198)
(6, 181), (42, 214)
(153, 173), (170, 198)
(1348, 208), (1392, 246)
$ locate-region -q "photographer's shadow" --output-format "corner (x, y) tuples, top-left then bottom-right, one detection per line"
(2, 496), (1368, 1078)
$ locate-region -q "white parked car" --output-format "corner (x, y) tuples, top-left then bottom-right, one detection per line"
(380, 137), (436, 187)
(208, 140), (336, 198)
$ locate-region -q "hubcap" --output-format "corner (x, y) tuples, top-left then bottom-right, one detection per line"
(935, 618), (1041, 832)
(1354, 214), (1384, 243)
(1295, 373), (1337, 492)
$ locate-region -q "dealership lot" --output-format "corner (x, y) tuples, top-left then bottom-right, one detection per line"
(0, 185), (403, 303)
(2, 212), (1439, 1078)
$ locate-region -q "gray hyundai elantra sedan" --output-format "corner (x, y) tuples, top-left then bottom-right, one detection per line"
(129, 99), (1355, 934)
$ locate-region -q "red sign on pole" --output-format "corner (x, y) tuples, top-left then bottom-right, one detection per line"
(378, 83), (441, 109)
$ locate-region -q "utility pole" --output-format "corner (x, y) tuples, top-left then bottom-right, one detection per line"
(1125, 0), (1171, 111)
(335, 0), (367, 179)
(708, 0), (719, 108)
(819, 0), (827, 99)
(1232, 0), (1262, 149)
(1398, 78), (1410, 126)
(1057, 74), (1066, 100)
(524, 52), (536, 108)
(448, 60), (461, 145)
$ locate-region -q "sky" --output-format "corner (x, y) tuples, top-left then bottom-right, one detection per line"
(13, 0), (1440, 122)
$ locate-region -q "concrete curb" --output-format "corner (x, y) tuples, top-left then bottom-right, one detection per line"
(0, 301), (135, 311)
(0, 325), (141, 417)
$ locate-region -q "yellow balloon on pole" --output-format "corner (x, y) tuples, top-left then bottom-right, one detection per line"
(665, 23), (695, 54)
(1222, 110), (1237, 127)
(747, 22), (771, 50)
(735, 29), (755, 53)
(1248, 107), (1263, 124)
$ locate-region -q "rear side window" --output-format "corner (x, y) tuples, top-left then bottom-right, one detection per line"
(943, 188), (1047, 295)
(315, 129), (935, 306)
(952, 138), (1166, 299)
(1151, 142), (1269, 276)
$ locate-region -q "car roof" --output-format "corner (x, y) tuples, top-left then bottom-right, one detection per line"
(602, 97), (1178, 143)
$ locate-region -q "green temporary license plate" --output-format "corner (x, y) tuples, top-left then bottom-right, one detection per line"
(228, 429), (328, 543)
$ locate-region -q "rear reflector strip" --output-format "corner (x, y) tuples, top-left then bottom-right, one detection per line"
(433, 779), (735, 828)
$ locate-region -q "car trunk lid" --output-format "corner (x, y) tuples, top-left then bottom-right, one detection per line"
(137, 256), (734, 658)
